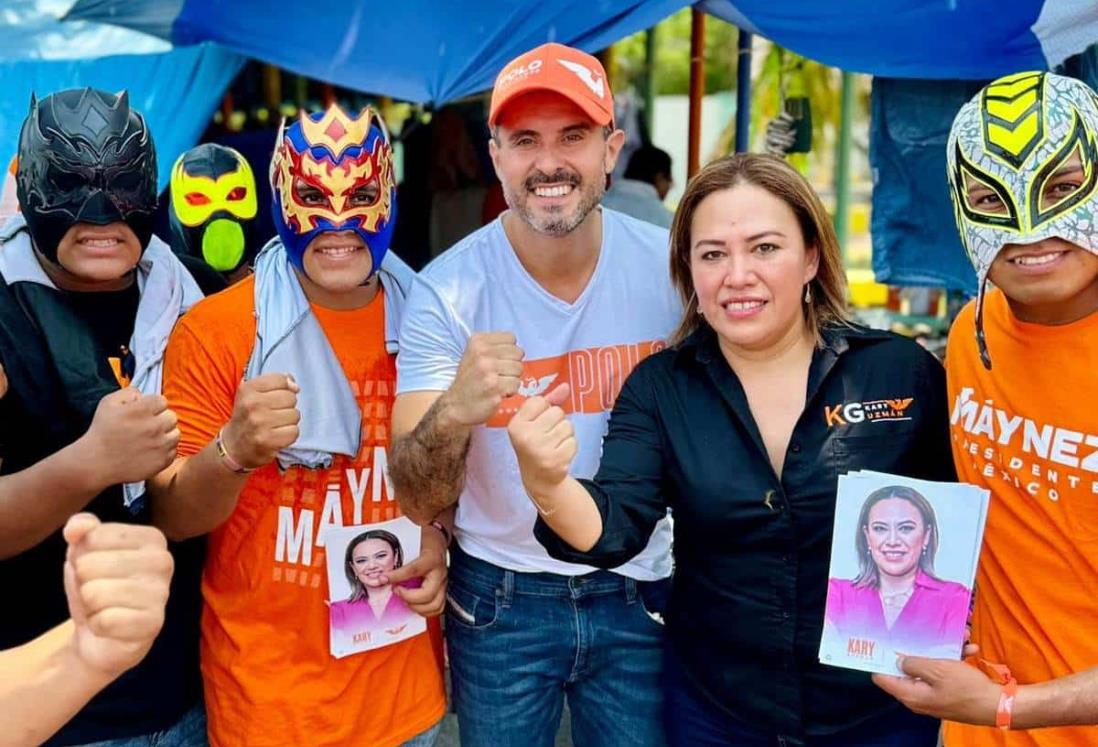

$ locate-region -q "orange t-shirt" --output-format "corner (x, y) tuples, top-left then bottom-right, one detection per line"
(945, 289), (1098, 747)
(162, 276), (446, 747)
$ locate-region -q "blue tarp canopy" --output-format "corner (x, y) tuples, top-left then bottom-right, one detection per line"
(14, 0), (1098, 173)
(3, 0), (688, 187)
(64, 0), (1098, 92)
(1, 1), (244, 188)
(699, 0), (1098, 80)
(63, 0), (690, 104)
(0, 45), (244, 189)
(6, 0), (1098, 289)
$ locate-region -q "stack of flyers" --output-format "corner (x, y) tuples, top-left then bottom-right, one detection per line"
(323, 517), (428, 659)
(818, 470), (990, 676)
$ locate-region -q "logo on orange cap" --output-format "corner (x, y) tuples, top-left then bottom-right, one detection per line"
(489, 43), (614, 128)
(558, 58), (606, 99)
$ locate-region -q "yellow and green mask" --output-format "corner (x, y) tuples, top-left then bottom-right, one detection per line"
(947, 72), (1098, 367)
(168, 143), (260, 274)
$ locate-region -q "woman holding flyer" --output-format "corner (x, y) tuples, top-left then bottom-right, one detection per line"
(824, 485), (971, 659)
(509, 154), (955, 746)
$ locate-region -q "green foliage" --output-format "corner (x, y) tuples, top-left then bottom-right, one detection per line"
(709, 42), (870, 185)
(611, 9), (739, 96)
(612, 17), (871, 183)
(746, 45), (841, 157)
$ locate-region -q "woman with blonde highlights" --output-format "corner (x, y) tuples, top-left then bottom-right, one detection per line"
(667, 153), (850, 346)
(507, 153), (956, 745)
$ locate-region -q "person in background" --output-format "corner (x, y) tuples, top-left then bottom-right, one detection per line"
(427, 106), (486, 257)
(874, 71), (1098, 743)
(601, 144), (674, 227)
(510, 153), (954, 746)
(168, 143), (263, 293)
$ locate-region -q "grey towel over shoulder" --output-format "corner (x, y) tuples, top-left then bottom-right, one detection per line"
(245, 239), (413, 471)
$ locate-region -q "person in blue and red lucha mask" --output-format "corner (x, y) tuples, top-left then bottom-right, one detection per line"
(150, 104), (450, 747)
(270, 106), (398, 283)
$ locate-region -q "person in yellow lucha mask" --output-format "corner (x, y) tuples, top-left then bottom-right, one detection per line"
(168, 143), (262, 291)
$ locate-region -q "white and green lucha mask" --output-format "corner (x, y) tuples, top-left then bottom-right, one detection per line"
(947, 71), (1098, 367)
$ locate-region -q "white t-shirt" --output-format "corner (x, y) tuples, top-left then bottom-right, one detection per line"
(397, 208), (679, 579)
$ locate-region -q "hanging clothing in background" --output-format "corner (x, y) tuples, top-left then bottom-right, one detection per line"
(869, 77), (984, 295)
(869, 49), (1098, 296)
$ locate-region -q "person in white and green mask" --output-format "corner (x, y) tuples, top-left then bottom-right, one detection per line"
(875, 71), (1098, 739)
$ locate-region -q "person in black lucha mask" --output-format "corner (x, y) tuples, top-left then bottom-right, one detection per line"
(168, 143), (264, 292)
(0, 88), (207, 746)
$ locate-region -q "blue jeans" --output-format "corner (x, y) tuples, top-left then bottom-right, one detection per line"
(400, 719), (442, 747)
(446, 544), (668, 747)
(75, 705), (207, 747)
(664, 654), (940, 747)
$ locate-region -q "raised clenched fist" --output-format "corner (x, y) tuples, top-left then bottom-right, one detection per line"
(220, 373), (301, 470)
(63, 514), (173, 678)
(440, 332), (525, 427)
(81, 388), (180, 485)
(507, 383), (576, 496)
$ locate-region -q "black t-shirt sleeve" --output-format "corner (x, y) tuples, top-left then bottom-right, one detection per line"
(535, 362), (669, 568)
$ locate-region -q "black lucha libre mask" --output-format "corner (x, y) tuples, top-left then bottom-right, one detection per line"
(168, 143), (260, 274)
(15, 88), (158, 268)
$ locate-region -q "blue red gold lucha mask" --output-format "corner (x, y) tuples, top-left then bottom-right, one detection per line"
(269, 104), (396, 278)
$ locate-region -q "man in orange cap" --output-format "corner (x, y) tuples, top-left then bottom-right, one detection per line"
(389, 42), (679, 746)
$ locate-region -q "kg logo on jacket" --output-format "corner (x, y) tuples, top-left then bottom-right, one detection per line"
(825, 398), (915, 428)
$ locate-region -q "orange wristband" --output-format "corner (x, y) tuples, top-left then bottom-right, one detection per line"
(996, 678), (1019, 730)
(974, 657), (1018, 731)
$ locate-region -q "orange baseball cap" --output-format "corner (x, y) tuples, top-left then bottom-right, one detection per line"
(489, 42), (614, 128)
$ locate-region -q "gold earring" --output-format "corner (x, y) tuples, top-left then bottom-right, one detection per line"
(804, 283), (812, 304)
